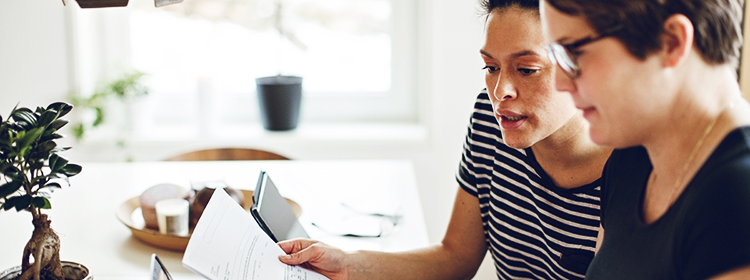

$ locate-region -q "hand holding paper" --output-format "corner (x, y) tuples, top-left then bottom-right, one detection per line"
(182, 188), (329, 280)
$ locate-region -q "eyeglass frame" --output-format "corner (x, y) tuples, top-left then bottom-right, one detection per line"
(545, 25), (624, 79)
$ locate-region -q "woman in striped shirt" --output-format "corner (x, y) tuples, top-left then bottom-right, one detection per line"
(278, 0), (612, 279)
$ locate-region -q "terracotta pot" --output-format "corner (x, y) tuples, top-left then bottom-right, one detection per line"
(0, 261), (92, 280)
(75, 0), (129, 8)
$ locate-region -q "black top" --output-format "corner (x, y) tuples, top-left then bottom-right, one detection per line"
(586, 127), (750, 280)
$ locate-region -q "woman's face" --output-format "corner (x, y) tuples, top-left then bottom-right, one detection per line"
(540, 2), (669, 148)
(482, 7), (581, 149)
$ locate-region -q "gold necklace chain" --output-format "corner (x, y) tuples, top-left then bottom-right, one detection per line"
(666, 100), (738, 205)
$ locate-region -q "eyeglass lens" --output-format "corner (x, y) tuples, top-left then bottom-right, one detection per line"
(549, 43), (579, 78)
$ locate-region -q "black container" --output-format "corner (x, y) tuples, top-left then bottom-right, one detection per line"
(256, 76), (303, 131)
(76, 0), (129, 8)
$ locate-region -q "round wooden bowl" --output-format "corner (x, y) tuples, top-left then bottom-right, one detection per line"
(116, 189), (301, 251)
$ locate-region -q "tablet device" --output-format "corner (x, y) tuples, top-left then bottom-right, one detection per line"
(150, 253), (173, 280)
(251, 171), (309, 242)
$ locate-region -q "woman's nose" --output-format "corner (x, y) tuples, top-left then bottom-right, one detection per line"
(493, 73), (516, 101)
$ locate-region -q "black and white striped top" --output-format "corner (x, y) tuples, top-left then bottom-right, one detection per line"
(456, 90), (601, 280)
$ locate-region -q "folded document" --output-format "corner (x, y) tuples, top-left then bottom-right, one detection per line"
(182, 188), (329, 280)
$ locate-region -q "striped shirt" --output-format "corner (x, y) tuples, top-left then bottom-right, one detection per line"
(456, 90), (601, 280)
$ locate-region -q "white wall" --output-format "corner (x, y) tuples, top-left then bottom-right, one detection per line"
(0, 0), (495, 278)
(0, 0), (71, 113)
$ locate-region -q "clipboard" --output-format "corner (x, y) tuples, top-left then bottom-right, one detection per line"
(250, 171), (309, 242)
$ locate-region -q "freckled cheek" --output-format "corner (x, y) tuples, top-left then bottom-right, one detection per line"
(519, 77), (554, 101)
(523, 78), (569, 119)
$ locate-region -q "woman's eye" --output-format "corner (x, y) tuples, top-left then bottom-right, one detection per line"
(518, 68), (539, 76)
(482, 66), (498, 73)
(567, 47), (584, 57)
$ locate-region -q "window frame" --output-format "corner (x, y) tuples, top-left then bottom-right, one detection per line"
(67, 0), (420, 142)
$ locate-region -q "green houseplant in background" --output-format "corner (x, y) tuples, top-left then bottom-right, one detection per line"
(70, 70), (148, 161)
(70, 70), (148, 142)
(0, 102), (87, 280)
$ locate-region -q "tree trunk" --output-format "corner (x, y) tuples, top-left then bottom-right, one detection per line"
(18, 214), (63, 280)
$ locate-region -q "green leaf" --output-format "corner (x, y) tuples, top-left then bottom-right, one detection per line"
(14, 130), (25, 142)
(72, 123), (85, 141)
(49, 154), (68, 172)
(36, 141), (56, 155)
(48, 153), (59, 169)
(62, 164), (82, 176)
(93, 107), (104, 127)
(8, 123), (25, 133)
(14, 195), (31, 211)
(44, 182), (62, 190)
(2, 197), (16, 210)
(17, 146), (31, 159)
(48, 119), (68, 130)
(0, 162), (10, 173)
(41, 133), (63, 142)
(11, 108), (36, 126)
(38, 110), (57, 127)
(16, 127), (44, 151)
(46, 102), (73, 118)
(32, 197), (51, 209)
(5, 168), (23, 181)
(29, 160), (44, 171)
(0, 181), (22, 197)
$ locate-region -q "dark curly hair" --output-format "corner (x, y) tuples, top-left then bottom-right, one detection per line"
(480, 0), (540, 18)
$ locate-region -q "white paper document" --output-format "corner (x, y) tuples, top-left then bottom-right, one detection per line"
(182, 188), (330, 280)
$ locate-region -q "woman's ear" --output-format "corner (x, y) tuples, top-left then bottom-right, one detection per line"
(661, 14), (694, 67)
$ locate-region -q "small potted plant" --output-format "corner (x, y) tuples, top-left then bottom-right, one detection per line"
(0, 102), (88, 280)
(256, 0), (305, 131)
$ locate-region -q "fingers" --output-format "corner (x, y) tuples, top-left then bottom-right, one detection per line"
(277, 240), (349, 279)
(278, 238), (319, 265)
(278, 238), (318, 254)
(278, 244), (318, 265)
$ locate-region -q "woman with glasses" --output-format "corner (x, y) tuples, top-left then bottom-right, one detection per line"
(541, 0), (750, 279)
(276, 0), (612, 279)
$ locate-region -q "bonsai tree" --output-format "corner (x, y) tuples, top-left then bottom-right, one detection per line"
(0, 102), (82, 280)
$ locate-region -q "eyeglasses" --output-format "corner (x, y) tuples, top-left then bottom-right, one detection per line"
(545, 25), (623, 79)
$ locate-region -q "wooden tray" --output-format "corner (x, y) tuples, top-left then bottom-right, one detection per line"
(116, 190), (301, 251)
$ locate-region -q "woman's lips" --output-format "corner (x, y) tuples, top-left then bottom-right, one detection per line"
(498, 114), (527, 130)
(579, 106), (596, 121)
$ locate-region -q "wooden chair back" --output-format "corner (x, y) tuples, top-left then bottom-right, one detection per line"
(164, 148), (289, 161)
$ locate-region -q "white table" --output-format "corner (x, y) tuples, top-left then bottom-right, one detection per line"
(0, 160), (428, 279)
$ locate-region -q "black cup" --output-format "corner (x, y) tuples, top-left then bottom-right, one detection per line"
(256, 76), (303, 131)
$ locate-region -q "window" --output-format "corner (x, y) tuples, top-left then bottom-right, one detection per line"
(70, 0), (419, 140)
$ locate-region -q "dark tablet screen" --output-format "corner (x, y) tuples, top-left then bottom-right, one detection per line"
(251, 171), (309, 242)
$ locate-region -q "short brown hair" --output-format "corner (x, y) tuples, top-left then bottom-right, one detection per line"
(544, 0), (744, 66)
